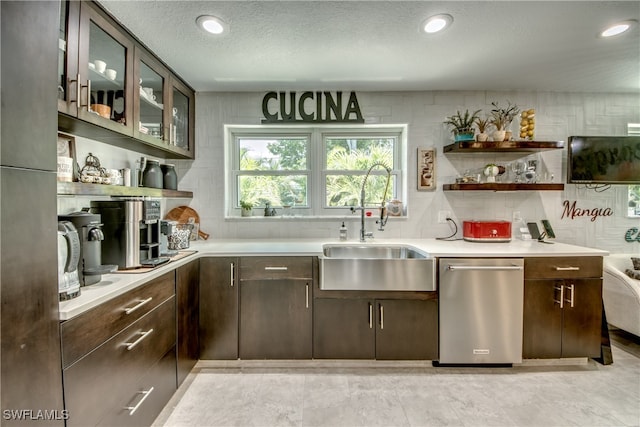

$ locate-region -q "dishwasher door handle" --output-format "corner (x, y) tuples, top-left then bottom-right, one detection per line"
(447, 265), (524, 271)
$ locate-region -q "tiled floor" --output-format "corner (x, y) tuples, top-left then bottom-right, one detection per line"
(155, 344), (640, 427)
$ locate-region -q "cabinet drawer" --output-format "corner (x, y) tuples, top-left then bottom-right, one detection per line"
(240, 256), (313, 280)
(61, 272), (175, 367)
(63, 297), (176, 427)
(525, 257), (602, 280)
(99, 348), (177, 427)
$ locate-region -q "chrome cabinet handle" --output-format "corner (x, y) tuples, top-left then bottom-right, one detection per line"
(230, 262), (235, 287)
(124, 329), (154, 351)
(305, 284), (309, 308)
(125, 387), (154, 416)
(555, 266), (580, 271)
(565, 283), (575, 308)
(264, 266), (288, 271)
(554, 285), (564, 308)
(124, 297), (153, 315)
(67, 73), (80, 105)
(447, 265), (523, 271)
(379, 304), (384, 330)
(368, 303), (373, 329)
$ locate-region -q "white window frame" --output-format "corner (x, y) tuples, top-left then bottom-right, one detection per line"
(225, 124), (407, 218)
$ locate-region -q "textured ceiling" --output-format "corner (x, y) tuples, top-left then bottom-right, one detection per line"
(98, 1), (640, 93)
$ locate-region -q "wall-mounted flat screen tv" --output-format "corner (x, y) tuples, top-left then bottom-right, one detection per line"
(567, 136), (640, 184)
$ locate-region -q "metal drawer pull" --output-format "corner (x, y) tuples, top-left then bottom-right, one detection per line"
(380, 304), (384, 330)
(368, 303), (373, 329)
(230, 262), (235, 287)
(305, 284), (309, 308)
(125, 387), (154, 416)
(124, 297), (153, 315)
(124, 329), (154, 351)
(264, 266), (288, 271)
(565, 284), (575, 308)
(447, 265), (523, 271)
(554, 285), (564, 308)
(555, 266), (580, 271)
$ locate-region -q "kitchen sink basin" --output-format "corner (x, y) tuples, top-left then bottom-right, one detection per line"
(320, 244), (436, 291)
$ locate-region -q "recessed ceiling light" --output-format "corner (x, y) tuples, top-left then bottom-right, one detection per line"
(599, 20), (637, 38)
(422, 14), (453, 34)
(196, 15), (227, 35)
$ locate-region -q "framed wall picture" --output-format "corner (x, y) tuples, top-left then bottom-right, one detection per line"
(57, 132), (77, 182)
(418, 147), (436, 190)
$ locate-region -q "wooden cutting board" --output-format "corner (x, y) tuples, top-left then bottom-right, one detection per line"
(165, 206), (209, 240)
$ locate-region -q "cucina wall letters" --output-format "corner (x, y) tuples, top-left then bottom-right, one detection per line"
(261, 91), (364, 124)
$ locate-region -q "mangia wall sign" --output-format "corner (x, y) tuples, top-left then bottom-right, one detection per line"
(261, 91), (364, 124)
(561, 200), (613, 222)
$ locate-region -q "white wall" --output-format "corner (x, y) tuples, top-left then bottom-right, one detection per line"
(61, 90), (640, 254)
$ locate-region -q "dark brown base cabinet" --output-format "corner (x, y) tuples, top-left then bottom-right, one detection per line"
(239, 257), (314, 359)
(176, 260), (200, 385)
(523, 257), (603, 359)
(61, 273), (177, 427)
(314, 298), (438, 360)
(199, 257), (239, 359)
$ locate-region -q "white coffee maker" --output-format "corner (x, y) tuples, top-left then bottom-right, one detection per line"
(57, 221), (81, 301)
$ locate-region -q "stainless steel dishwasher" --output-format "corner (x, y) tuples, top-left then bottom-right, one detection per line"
(438, 258), (524, 365)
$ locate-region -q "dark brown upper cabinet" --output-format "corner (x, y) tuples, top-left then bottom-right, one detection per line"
(58, 1), (195, 159)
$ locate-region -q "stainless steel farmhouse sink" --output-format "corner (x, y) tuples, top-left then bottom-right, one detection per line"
(320, 244), (436, 291)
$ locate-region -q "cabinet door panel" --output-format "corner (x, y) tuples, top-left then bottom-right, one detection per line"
(313, 298), (375, 359)
(240, 279), (312, 359)
(200, 258), (239, 359)
(376, 299), (438, 360)
(177, 259), (199, 385)
(523, 279), (563, 358)
(561, 278), (603, 358)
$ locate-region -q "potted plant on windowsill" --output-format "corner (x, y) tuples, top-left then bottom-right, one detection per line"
(444, 109), (481, 142)
(240, 200), (253, 217)
(489, 101), (520, 142)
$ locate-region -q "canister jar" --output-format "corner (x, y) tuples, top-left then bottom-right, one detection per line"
(142, 160), (162, 188)
(161, 164), (177, 190)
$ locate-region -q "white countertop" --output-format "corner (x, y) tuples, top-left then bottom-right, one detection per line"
(58, 238), (608, 321)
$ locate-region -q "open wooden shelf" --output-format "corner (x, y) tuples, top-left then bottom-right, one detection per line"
(57, 181), (193, 198)
(443, 183), (565, 192)
(443, 140), (564, 153)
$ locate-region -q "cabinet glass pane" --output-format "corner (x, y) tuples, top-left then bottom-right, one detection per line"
(139, 61), (164, 140)
(172, 89), (189, 150)
(88, 21), (126, 125)
(58, 1), (69, 101)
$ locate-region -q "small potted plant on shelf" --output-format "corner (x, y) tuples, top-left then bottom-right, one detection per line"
(240, 200), (253, 217)
(474, 116), (491, 142)
(444, 109), (481, 142)
(489, 101), (520, 142)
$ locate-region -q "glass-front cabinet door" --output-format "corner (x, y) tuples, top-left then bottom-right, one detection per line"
(76, 3), (134, 133)
(169, 78), (195, 156)
(58, 1), (80, 116)
(134, 48), (168, 144)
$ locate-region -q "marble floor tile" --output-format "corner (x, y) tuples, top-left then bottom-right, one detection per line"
(155, 344), (640, 427)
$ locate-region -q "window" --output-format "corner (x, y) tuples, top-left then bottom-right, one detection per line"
(227, 125), (406, 217)
(627, 124), (639, 217)
(233, 134), (310, 208)
(629, 185), (640, 217)
(324, 135), (398, 208)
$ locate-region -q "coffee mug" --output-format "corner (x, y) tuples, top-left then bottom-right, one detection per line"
(142, 87), (153, 98)
(105, 69), (117, 80)
(94, 60), (106, 73)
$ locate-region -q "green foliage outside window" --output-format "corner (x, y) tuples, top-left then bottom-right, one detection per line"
(325, 138), (395, 207)
(238, 139), (308, 207)
(235, 135), (396, 210)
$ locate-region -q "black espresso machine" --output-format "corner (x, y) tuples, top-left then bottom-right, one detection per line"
(90, 198), (169, 269)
